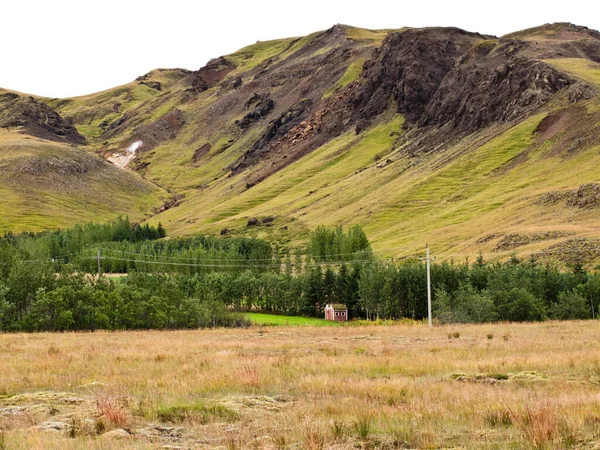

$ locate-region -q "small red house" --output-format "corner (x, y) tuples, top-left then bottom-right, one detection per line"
(325, 304), (348, 321)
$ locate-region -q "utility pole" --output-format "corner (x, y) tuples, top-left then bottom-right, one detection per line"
(97, 248), (101, 278)
(420, 244), (435, 328)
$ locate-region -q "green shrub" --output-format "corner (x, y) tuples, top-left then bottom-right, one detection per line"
(549, 290), (591, 320)
(494, 288), (546, 322)
(435, 284), (497, 323)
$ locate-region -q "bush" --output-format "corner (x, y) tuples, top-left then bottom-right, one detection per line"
(494, 288), (546, 322)
(435, 284), (497, 323)
(549, 290), (591, 320)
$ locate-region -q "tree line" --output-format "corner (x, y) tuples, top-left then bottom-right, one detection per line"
(0, 219), (599, 331)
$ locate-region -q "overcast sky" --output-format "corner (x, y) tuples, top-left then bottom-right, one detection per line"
(2, 0), (598, 98)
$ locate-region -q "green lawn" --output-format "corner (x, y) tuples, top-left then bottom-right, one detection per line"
(244, 312), (341, 326)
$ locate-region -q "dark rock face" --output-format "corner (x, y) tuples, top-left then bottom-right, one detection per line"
(231, 98), (314, 173)
(0, 92), (85, 144)
(350, 28), (484, 130)
(421, 44), (574, 133)
(139, 81), (162, 90)
(232, 77), (243, 88)
(251, 26), (583, 167)
(238, 95), (274, 129)
(255, 99), (313, 149)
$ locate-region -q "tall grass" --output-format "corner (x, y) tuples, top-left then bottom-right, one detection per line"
(2, 322), (600, 448)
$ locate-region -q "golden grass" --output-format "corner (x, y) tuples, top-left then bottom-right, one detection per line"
(2, 321), (600, 448)
(544, 58), (600, 86)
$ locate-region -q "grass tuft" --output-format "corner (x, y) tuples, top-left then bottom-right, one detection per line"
(156, 402), (238, 424)
(354, 416), (373, 440)
(96, 395), (131, 429)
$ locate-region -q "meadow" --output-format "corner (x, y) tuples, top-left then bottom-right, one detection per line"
(2, 321), (600, 449)
(245, 312), (340, 326)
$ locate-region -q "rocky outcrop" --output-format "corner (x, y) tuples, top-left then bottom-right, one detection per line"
(420, 42), (574, 133)
(0, 92), (85, 144)
(238, 94), (275, 129)
(192, 143), (211, 163)
(239, 25), (583, 173)
(351, 28), (485, 129)
(184, 57), (236, 94)
(537, 184), (600, 209)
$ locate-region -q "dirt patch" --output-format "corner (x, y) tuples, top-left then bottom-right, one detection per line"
(192, 143), (211, 163)
(535, 107), (585, 143)
(489, 150), (530, 176)
(493, 231), (572, 251)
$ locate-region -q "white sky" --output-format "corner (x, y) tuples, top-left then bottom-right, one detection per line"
(2, 0), (598, 98)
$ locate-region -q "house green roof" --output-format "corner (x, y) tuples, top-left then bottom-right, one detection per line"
(329, 304), (347, 310)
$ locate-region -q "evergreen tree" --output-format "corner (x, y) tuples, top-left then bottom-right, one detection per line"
(157, 222), (167, 239)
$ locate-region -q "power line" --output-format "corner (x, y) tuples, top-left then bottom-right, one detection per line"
(22, 243), (534, 267)
(79, 255), (381, 268)
(96, 247), (375, 262)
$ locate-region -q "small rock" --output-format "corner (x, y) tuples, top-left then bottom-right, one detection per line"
(101, 428), (131, 439)
(220, 228), (231, 235)
(261, 216), (275, 224)
(37, 421), (68, 431)
(0, 406), (26, 416)
(247, 218), (259, 227)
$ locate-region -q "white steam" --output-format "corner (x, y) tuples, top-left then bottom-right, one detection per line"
(108, 140), (143, 169)
(126, 140), (143, 154)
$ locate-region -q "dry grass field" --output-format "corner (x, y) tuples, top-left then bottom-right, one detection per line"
(2, 321), (600, 449)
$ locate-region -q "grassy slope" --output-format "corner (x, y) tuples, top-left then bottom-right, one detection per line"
(0, 130), (166, 232)
(149, 56), (600, 260)
(149, 90), (600, 261)
(3, 26), (600, 262)
(47, 69), (189, 142)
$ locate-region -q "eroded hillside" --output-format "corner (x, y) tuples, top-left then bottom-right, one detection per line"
(3, 22), (600, 263)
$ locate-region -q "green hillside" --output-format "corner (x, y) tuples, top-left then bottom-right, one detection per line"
(0, 130), (166, 232)
(2, 22), (600, 264)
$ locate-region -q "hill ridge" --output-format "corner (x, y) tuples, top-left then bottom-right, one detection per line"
(2, 22), (600, 264)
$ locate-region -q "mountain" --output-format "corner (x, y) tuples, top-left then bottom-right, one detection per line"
(2, 22), (600, 264)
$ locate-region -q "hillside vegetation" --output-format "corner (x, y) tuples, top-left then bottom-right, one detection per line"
(0, 131), (165, 232)
(2, 22), (600, 263)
